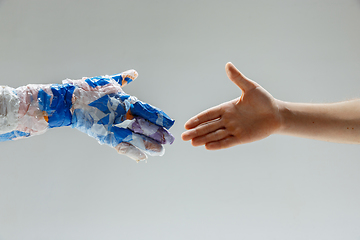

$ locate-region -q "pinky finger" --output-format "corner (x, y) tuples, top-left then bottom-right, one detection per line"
(205, 136), (238, 150)
(115, 142), (147, 162)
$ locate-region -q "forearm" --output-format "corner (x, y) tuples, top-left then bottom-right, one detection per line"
(276, 99), (360, 144)
(0, 83), (74, 141)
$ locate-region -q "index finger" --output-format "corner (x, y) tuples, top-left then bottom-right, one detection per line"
(184, 105), (222, 130)
(129, 100), (175, 130)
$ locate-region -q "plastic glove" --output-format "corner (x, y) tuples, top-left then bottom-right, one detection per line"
(0, 70), (175, 162)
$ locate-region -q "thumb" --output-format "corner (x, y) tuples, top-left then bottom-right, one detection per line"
(225, 62), (257, 92)
(109, 69), (138, 87)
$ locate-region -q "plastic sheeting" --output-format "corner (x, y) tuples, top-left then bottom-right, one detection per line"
(0, 70), (175, 161)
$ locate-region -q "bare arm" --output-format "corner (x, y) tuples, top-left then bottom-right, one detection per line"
(277, 100), (360, 144)
(181, 62), (360, 149)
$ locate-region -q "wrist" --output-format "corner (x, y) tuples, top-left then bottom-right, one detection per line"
(274, 99), (289, 135)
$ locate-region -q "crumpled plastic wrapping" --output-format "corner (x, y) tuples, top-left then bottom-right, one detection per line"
(0, 86), (20, 134)
(0, 70), (175, 162)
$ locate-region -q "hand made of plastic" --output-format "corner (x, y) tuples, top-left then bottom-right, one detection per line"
(0, 70), (175, 161)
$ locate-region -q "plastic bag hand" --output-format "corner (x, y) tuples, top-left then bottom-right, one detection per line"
(0, 70), (175, 162)
(64, 70), (175, 161)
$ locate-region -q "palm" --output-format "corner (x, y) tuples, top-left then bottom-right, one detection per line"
(223, 86), (281, 145)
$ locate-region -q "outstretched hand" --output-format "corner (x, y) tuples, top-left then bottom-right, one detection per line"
(181, 62), (282, 150)
(65, 70), (175, 161)
(0, 70), (175, 162)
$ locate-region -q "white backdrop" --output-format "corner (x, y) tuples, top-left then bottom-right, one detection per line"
(1, 0), (360, 239)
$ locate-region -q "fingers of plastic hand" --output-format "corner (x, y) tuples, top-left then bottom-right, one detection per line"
(133, 134), (165, 157)
(129, 100), (175, 130)
(72, 108), (165, 160)
(108, 69), (138, 87)
(71, 90), (173, 160)
(63, 78), (123, 96)
(184, 105), (222, 130)
(62, 70), (138, 94)
(205, 136), (239, 150)
(182, 118), (222, 141)
(85, 92), (175, 133)
(115, 142), (147, 162)
(225, 62), (257, 92)
(110, 126), (164, 157)
(116, 117), (175, 144)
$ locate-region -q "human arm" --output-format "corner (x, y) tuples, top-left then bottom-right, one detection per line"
(277, 100), (360, 144)
(181, 62), (360, 149)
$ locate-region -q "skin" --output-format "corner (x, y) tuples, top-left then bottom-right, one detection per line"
(181, 62), (360, 149)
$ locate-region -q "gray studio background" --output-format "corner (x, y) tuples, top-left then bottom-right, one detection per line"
(1, 0), (360, 239)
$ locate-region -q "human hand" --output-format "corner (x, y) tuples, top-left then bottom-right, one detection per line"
(181, 62), (281, 150)
(0, 70), (175, 162)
